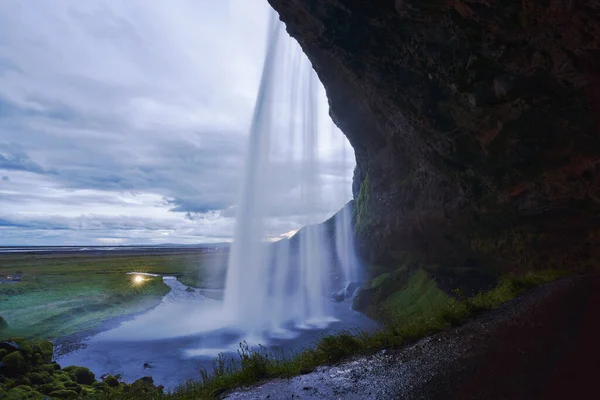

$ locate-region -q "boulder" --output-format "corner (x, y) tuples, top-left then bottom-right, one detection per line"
(67, 366), (95, 385)
(0, 351), (27, 376)
(333, 281), (362, 302)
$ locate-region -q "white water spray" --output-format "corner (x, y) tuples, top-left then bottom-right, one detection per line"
(223, 10), (336, 337)
(335, 142), (363, 285)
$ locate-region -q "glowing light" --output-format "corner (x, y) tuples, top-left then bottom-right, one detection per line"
(133, 275), (144, 285)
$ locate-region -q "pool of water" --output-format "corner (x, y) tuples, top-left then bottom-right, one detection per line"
(56, 276), (377, 389)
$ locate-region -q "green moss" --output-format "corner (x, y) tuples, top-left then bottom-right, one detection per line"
(0, 270), (567, 400)
(37, 382), (63, 395)
(371, 273), (391, 289)
(0, 348), (7, 361)
(102, 375), (120, 388)
(2, 378), (16, 390)
(27, 372), (52, 385)
(92, 381), (109, 392)
(67, 366), (95, 385)
(2, 351), (27, 375)
(354, 174), (370, 234)
(35, 363), (58, 374)
(382, 270), (469, 334)
(48, 389), (79, 399)
(468, 269), (568, 311)
(3, 386), (45, 400)
(64, 382), (82, 393)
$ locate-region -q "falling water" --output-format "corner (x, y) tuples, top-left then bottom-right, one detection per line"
(335, 144), (363, 285)
(224, 9), (356, 338)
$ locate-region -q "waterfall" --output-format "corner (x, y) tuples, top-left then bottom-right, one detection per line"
(335, 143), (363, 285)
(223, 8), (356, 339)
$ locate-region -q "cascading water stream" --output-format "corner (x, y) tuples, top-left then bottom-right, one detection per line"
(334, 142), (363, 285)
(224, 8), (358, 339)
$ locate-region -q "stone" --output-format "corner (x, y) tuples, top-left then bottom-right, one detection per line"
(67, 366), (95, 385)
(0, 351), (27, 376)
(102, 375), (119, 388)
(267, 0), (600, 294)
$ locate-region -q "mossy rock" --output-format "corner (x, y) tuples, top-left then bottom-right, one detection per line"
(67, 366), (95, 385)
(4, 385), (45, 400)
(37, 382), (64, 395)
(1, 351), (28, 375)
(63, 381), (82, 393)
(129, 376), (162, 394)
(27, 371), (53, 385)
(35, 363), (58, 374)
(102, 374), (120, 387)
(92, 381), (109, 392)
(14, 376), (31, 386)
(48, 389), (79, 399)
(0, 339), (53, 366)
(0, 348), (7, 361)
(2, 378), (16, 390)
(56, 372), (72, 383)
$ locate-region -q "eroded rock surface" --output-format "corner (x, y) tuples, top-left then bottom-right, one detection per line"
(268, 0), (600, 278)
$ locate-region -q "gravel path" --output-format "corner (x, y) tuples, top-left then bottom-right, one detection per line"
(226, 275), (600, 399)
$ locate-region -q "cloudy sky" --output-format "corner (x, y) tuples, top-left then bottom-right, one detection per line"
(0, 0), (354, 246)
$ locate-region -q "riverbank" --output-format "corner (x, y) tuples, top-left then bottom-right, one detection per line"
(227, 274), (598, 399)
(0, 249), (228, 339)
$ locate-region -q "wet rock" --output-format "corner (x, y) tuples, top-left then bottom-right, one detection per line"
(352, 287), (374, 312)
(129, 376), (163, 394)
(267, 0), (600, 288)
(0, 341), (20, 353)
(493, 74), (517, 100)
(143, 362), (153, 369)
(332, 292), (345, 302)
(333, 281), (362, 302)
(185, 287), (195, 293)
(342, 281), (361, 299)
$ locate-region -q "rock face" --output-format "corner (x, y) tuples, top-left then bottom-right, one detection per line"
(267, 0), (600, 277)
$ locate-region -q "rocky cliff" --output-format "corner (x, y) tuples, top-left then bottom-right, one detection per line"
(267, 0), (600, 284)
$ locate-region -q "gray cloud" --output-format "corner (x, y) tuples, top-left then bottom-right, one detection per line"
(0, 0), (355, 245)
(0, 142), (49, 174)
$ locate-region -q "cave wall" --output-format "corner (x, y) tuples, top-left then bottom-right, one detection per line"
(267, 0), (600, 276)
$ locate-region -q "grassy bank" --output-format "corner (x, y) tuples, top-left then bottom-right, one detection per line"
(0, 251), (227, 339)
(1, 256), (568, 399)
(111, 268), (566, 400)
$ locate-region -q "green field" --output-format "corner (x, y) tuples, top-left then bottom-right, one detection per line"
(0, 250), (228, 340)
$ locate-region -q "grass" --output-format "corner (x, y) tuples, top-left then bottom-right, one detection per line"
(0, 250), (228, 339)
(91, 268), (568, 400)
